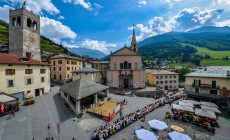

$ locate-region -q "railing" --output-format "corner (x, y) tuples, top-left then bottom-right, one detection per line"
(192, 83), (219, 89)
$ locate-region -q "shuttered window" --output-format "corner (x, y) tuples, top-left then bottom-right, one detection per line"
(5, 69), (15, 75)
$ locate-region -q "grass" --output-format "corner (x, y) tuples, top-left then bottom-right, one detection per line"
(195, 47), (230, 59)
(0, 25), (8, 44)
(200, 59), (230, 66)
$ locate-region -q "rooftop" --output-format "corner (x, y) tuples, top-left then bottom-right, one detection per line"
(0, 53), (49, 66)
(49, 54), (82, 61)
(60, 79), (109, 100)
(0, 92), (17, 103)
(146, 70), (178, 75)
(185, 66), (230, 78)
(72, 67), (100, 73)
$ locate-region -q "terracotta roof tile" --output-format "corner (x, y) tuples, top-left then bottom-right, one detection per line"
(0, 53), (49, 66)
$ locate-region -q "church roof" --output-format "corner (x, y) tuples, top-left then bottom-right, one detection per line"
(60, 79), (109, 100)
(110, 46), (141, 56)
(0, 53), (49, 66)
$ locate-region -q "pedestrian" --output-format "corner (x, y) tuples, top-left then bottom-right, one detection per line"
(169, 101), (171, 108)
(119, 110), (122, 117)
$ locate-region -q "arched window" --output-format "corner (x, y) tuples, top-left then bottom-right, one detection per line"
(12, 17), (17, 26)
(33, 21), (37, 30)
(16, 16), (21, 26)
(124, 61), (128, 69)
(27, 18), (32, 27)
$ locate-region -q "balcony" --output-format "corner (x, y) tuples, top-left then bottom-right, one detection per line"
(192, 83), (219, 89)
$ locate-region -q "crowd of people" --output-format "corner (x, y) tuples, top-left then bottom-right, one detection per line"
(92, 94), (184, 140)
(172, 108), (219, 133)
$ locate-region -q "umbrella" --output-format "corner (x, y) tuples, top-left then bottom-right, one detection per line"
(168, 131), (192, 140)
(201, 105), (221, 114)
(172, 104), (194, 112)
(181, 100), (200, 105)
(195, 108), (216, 119)
(135, 129), (158, 140)
(148, 119), (168, 131)
(200, 101), (219, 108)
(179, 101), (194, 108)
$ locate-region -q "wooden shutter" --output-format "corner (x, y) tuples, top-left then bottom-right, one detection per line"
(13, 69), (15, 75)
(5, 69), (8, 75)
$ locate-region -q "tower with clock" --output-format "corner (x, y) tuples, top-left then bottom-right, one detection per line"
(9, 4), (41, 61)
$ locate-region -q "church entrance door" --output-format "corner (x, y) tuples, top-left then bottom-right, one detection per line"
(124, 79), (129, 88)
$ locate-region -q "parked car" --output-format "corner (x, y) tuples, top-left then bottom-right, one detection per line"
(50, 82), (55, 87)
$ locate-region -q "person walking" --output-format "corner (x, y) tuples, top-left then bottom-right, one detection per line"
(119, 110), (123, 117)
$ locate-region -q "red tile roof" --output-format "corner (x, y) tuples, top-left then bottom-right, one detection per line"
(0, 53), (49, 66)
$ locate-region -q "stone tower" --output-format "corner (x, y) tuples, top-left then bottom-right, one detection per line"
(131, 24), (138, 52)
(9, 4), (41, 61)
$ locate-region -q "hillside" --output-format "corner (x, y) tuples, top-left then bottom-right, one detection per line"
(68, 47), (107, 59)
(188, 26), (230, 34)
(0, 19), (77, 58)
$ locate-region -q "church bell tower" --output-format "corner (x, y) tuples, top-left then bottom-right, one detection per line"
(9, 3), (41, 61)
(131, 24), (138, 52)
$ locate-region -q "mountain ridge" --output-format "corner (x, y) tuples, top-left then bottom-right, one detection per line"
(68, 47), (107, 59)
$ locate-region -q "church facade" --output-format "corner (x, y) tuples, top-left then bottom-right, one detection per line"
(107, 27), (146, 89)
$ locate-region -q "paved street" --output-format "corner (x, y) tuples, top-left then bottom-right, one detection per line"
(0, 86), (89, 140)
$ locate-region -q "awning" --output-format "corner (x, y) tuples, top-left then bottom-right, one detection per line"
(179, 101), (194, 108)
(148, 119), (168, 131)
(168, 131), (192, 140)
(195, 108), (216, 119)
(200, 105), (221, 114)
(172, 104), (194, 112)
(181, 100), (200, 105)
(200, 101), (219, 108)
(135, 129), (158, 140)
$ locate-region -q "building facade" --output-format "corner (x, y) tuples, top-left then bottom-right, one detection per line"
(146, 70), (179, 90)
(92, 61), (109, 84)
(107, 27), (145, 89)
(185, 66), (230, 109)
(48, 54), (83, 84)
(9, 5), (41, 61)
(72, 67), (102, 84)
(0, 53), (50, 101)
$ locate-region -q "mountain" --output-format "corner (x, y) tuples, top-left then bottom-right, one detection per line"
(68, 47), (107, 59)
(0, 19), (78, 59)
(188, 26), (230, 34)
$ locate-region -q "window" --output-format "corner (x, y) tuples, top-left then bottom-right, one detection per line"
(67, 74), (69, 78)
(12, 17), (16, 26)
(160, 76), (163, 79)
(54, 74), (56, 80)
(59, 67), (61, 71)
(156, 76), (159, 79)
(120, 63), (123, 69)
(170, 76), (172, 78)
(156, 81), (159, 84)
(33, 21), (37, 30)
(124, 61), (128, 69)
(67, 61), (70, 64)
(27, 18), (32, 27)
(60, 75), (62, 80)
(170, 80), (172, 83)
(212, 81), (216, 88)
(174, 80), (176, 83)
(8, 80), (14, 87)
(85, 73), (88, 75)
(40, 69), (46, 74)
(75, 67), (76, 70)
(165, 81), (168, 84)
(170, 85), (172, 89)
(71, 61), (74, 65)
(26, 52), (31, 58)
(26, 79), (32, 85)
(5, 69), (15, 75)
(54, 67), (55, 71)
(160, 81), (163, 84)
(58, 60), (62, 64)
(41, 77), (45, 83)
(165, 76), (168, 79)
(25, 69), (33, 74)
(53, 61), (56, 65)
(128, 63), (131, 69)
(174, 75), (176, 78)
(67, 67), (70, 71)
(17, 16), (21, 26)
(72, 67), (73, 70)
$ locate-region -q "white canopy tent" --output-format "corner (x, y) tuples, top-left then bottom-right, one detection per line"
(168, 131), (192, 140)
(195, 108), (216, 119)
(172, 104), (194, 112)
(200, 105), (221, 114)
(148, 119), (168, 131)
(200, 101), (219, 108)
(135, 129), (158, 140)
(179, 101), (194, 108)
(181, 100), (200, 105)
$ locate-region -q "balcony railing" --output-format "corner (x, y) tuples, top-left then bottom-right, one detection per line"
(192, 83), (219, 89)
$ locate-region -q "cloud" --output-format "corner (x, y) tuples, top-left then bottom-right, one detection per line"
(63, 39), (117, 53)
(0, 5), (11, 22)
(215, 20), (230, 27)
(58, 16), (65, 20)
(3, 0), (60, 15)
(213, 0), (230, 7)
(138, 0), (147, 7)
(40, 17), (77, 44)
(175, 8), (224, 30)
(63, 0), (92, 10)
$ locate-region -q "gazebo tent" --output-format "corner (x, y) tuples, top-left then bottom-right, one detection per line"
(195, 108), (216, 119)
(172, 104), (194, 112)
(200, 101), (219, 108)
(179, 101), (194, 108)
(200, 105), (221, 114)
(0, 92), (20, 116)
(181, 100), (200, 105)
(60, 79), (109, 114)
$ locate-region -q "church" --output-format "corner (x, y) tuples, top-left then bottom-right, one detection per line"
(107, 27), (146, 89)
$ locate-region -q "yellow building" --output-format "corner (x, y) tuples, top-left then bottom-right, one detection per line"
(0, 53), (50, 102)
(185, 66), (230, 109)
(48, 54), (83, 84)
(146, 70), (179, 90)
(92, 61), (109, 77)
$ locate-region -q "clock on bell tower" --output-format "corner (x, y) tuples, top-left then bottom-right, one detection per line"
(9, 4), (41, 61)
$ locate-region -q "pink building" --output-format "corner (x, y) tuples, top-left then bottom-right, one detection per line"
(107, 27), (146, 89)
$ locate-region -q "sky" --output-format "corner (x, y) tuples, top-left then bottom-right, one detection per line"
(0, 0), (230, 54)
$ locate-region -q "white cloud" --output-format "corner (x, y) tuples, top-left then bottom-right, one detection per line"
(4, 0), (60, 15)
(215, 20), (230, 27)
(63, 0), (92, 10)
(138, 0), (147, 7)
(40, 17), (77, 44)
(213, 0), (230, 7)
(0, 5), (11, 22)
(58, 16), (65, 20)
